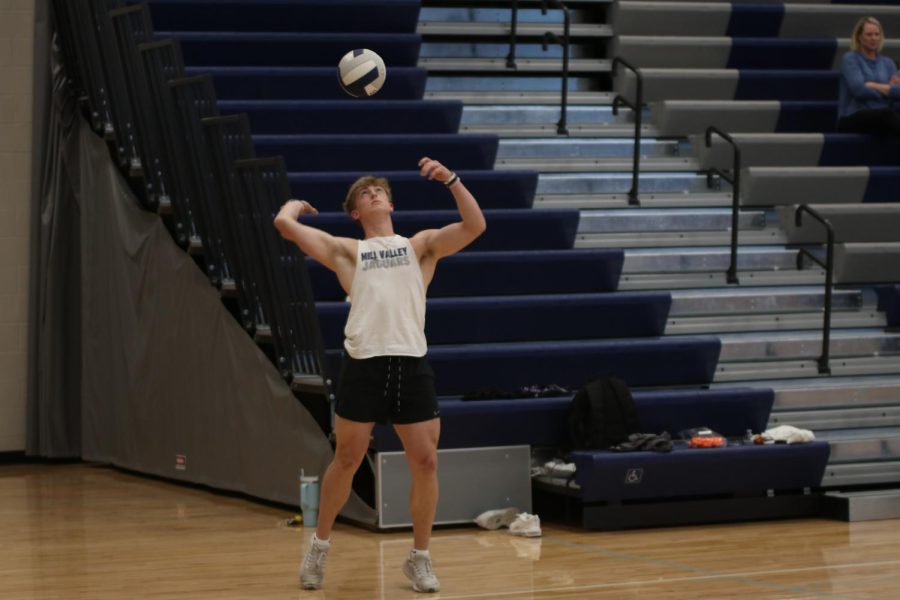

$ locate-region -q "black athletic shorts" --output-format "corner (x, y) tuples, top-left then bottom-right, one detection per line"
(335, 354), (439, 425)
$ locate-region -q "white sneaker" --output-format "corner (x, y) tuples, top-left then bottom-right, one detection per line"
(402, 551), (441, 593)
(474, 507), (519, 530)
(299, 536), (329, 590)
(509, 513), (542, 538)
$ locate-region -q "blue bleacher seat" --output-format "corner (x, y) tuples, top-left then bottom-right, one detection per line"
(292, 208), (578, 251)
(335, 337), (722, 396)
(776, 101), (838, 133)
(148, 0), (421, 33)
(820, 134), (900, 166)
(288, 170), (537, 211)
(864, 167), (900, 203)
(316, 292), (672, 348)
(726, 4), (785, 38)
(571, 442), (830, 502)
(164, 31), (422, 67)
(189, 66), (428, 100)
(221, 100), (463, 135)
(371, 387), (774, 452)
(875, 285), (900, 327)
(735, 70), (839, 101)
(306, 248), (625, 301)
(254, 133), (499, 172)
(369, 385), (828, 510)
(727, 38), (837, 70)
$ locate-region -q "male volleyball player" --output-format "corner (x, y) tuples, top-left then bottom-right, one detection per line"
(274, 157), (486, 593)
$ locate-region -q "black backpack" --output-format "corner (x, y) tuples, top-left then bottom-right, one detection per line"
(567, 376), (640, 450)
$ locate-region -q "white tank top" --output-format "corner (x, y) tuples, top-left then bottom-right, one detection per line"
(343, 235), (427, 358)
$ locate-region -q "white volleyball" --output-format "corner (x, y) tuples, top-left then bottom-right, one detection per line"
(337, 48), (386, 98)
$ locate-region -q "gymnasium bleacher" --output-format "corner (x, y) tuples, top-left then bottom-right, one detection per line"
(50, 0), (900, 531)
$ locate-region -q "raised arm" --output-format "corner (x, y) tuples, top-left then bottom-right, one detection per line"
(274, 199), (356, 280)
(412, 157), (487, 260)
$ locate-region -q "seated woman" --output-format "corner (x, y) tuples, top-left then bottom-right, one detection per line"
(838, 16), (900, 135)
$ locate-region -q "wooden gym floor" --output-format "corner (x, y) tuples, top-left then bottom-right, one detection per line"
(3, 463), (900, 599)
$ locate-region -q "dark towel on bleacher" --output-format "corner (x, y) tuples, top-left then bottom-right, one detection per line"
(610, 432), (673, 453)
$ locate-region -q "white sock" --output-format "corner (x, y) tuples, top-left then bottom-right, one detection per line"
(312, 533), (331, 549)
(410, 548), (430, 560)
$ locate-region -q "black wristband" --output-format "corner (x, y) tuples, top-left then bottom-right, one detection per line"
(444, 173), (460, 187)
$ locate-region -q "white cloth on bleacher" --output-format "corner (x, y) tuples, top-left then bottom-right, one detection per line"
(762, 425), (816, 444)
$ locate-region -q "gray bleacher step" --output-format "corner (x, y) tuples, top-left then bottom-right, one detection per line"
(419, 5), (606, 24)
(495, 135), (695, 170)
(835, 242), (900, 285)
(498, 138), (688, 160)
(460, 105), (653, 138)
(693, 133), (826, 170)
(576, 229), (784, 248)
(616, 68), (741, 103)
(689, 133), (825, 169)
(421, 42), (595, 61)
(578, 207), (765, 233)
(535, 172), (735, 207)
(670, 286), (868, 317)
(622, 246), (799, 273)
(741, 166), (869, 207)
(717, 329), (900, 362)
(425, 90), (615, 105)
(536, 172), (725, 197)
(714, 355), (900, 383)
(819, 428), (900, 464)
(611, 35), (733, 70)
(635, 193), (735, 208)
(220, 278), (237, 296)
(536, 192), (735, 209)
(494, 138), (695, 172)
(497, 157), (697, 172)
(768, 374), (900, 411)
(824, 462), (900, 488)
(770, 406), (900, 432)
(822, 489), (900, 521)
(425, 75), (606, 94)
(462, 105), (645, 126)
(254, 324), (271, 342)
(418, 22), (612, 38)
(419, 57), (611, 73)
(618, 268), (826, 291)
(778, 204), (900, 244)
(653, 100), (781, 137)
(666, 311), (885, 335)
(466, 123), (654, 137)
(446, 0), (612, 5)
(291, 373), (328, 394)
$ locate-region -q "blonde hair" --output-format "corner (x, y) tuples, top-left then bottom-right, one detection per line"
(851, 16), (885, 53)
(342, 175), (392, 216)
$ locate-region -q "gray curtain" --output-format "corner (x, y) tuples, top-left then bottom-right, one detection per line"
(27, 0), (81, 458)
(25, 3), (374, 522)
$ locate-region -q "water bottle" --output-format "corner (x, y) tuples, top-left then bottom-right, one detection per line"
(299, 470), (320, 527)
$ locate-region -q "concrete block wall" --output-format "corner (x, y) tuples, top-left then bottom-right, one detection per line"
(0, 0), (35, 451)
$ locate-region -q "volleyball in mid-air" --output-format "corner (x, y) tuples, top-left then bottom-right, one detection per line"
(337, 48), (386, 98)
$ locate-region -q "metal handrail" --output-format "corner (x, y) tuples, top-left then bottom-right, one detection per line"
(506, 0), (520, 68)
(794, 205), (835, 375)
(611, 57), (643, 206)
(705, 126), (742, 284)
(506, 0), (571, 132)
(541, 0), (570, 135)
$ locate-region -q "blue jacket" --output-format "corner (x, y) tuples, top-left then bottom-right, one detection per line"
(839, 51), (900, 117)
